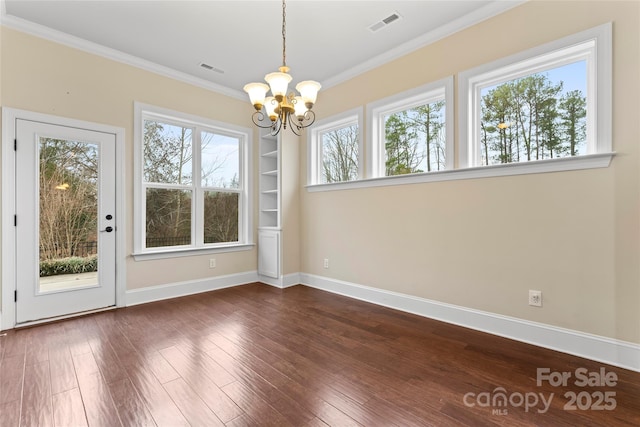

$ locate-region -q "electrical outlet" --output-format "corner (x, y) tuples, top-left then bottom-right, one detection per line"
(323, 258), (329, 269)
(209, 258), (216, 269)
(529, 290), (542, 307)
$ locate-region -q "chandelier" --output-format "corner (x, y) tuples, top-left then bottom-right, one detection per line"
(243, 0), (321, 136)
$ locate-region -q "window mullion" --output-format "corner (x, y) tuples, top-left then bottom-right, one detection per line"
(193, 127), (203, 247)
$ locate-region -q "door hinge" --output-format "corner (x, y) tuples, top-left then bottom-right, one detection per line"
(14, 290), (17, 302)
(14, 139), (17, 151)
(14, 215), (17, 226)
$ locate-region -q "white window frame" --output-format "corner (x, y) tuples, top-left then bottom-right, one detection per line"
(307, 107), (364, 186)
(459, 22), (613, 174)
(133, 102), (253, 260)
(367, 76), (454, 179)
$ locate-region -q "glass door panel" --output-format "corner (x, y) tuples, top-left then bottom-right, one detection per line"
(38, 138), (99, 293)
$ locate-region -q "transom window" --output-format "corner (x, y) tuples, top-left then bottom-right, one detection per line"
(382, 99), (446, 175)
(460, 23), (611, 169)
(480, 61), (587, 165)
(367, 77), (454, 178)
(134, 103), (252, 258)
(306, 25), (611, 193)
(307, 108), (363, 185)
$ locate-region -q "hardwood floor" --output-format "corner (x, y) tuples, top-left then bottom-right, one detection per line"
(1, 283), (639, 426)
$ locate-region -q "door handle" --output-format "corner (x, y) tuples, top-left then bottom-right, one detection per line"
(100, 226), (114, 233)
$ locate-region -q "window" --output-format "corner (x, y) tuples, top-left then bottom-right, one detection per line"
(307, 25), (612, 193)
(134, 103), (252, 258)
(307, 107), (363, 185)
(478, 61), (587, 165)
(460, 23), (612, 171)
(368, 77), (454, 178)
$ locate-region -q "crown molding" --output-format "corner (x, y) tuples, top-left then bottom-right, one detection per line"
(1, 1), (526, 97)
(0, 13), (247, 101)
(322, 0), (528, 89)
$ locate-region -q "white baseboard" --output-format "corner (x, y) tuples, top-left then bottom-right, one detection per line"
(257, 275), (282, 288)
(125, 271), (259, 306)
(299, 273), (640, 372)
(283, 273), (302, 288)
(258, 273), (302, 289)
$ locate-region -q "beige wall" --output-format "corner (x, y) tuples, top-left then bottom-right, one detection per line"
(0, 27), (259, 291)
(281, 132), (301, 276)
(300, 0), (640, 344)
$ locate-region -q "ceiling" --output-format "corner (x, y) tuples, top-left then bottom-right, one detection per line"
(1, 1), (523, 100)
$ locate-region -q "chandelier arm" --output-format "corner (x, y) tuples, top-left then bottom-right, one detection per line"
(291, 110), (316, 131)
(289, 124), (302, 136)
(301, 109), (316, 127)
(251, 111), (277, 129)
(270, 117), (283, 136)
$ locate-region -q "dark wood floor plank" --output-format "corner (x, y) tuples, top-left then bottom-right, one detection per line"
(89, 336), (129, 385)
(162, 378), (225, 426)
(174, 340), (237, 387)
(124, 363), (190, 427)
(108, 377), (157, 427)
(49, 346), (79, 394)
(23, 327), (51, 366)
(209, 343), (322, 426)
(62, 318), (95, 356)
(20, 360), (54, 427)
(221, 380), (293, 427)
(224, 413), (260, 427)
(285, 390), (361, 427)
(52, 388), (88, 427)
(0, 353), (25, 405)
(1, 328), (27, 359)
(204, 332), (354, 426)
(159, 345), (243, 423)
(1, 283), (639, 427)
(204, 333), (290, 389)
(278, 380), (384, 427)
(141, 350), (181, 385)
(0, 400), (21, 426)
(302, 417), (332, 427)
(72, 351), (123, 427)
(93, 312), (145, 368)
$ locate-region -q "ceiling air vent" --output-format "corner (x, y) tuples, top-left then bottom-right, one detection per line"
(199, 62), (224, 74)
(368, 12), (402, 33)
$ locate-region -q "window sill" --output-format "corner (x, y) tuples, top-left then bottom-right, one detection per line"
(306, 152), (615, 192)
(132, 243), (255, 261)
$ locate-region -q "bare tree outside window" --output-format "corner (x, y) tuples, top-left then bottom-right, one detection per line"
(321, 124), (359, 184)
(39, 138), (98, 261)
(143, 120), (241, 248)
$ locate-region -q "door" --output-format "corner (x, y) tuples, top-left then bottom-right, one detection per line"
(15, 119), (116, 324)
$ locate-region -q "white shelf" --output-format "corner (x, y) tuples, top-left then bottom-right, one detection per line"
(258, 133), (281, 281)
(259, 134), (279, 230)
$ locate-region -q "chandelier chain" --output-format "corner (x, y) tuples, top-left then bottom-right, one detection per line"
(281, 0), (287, 67)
